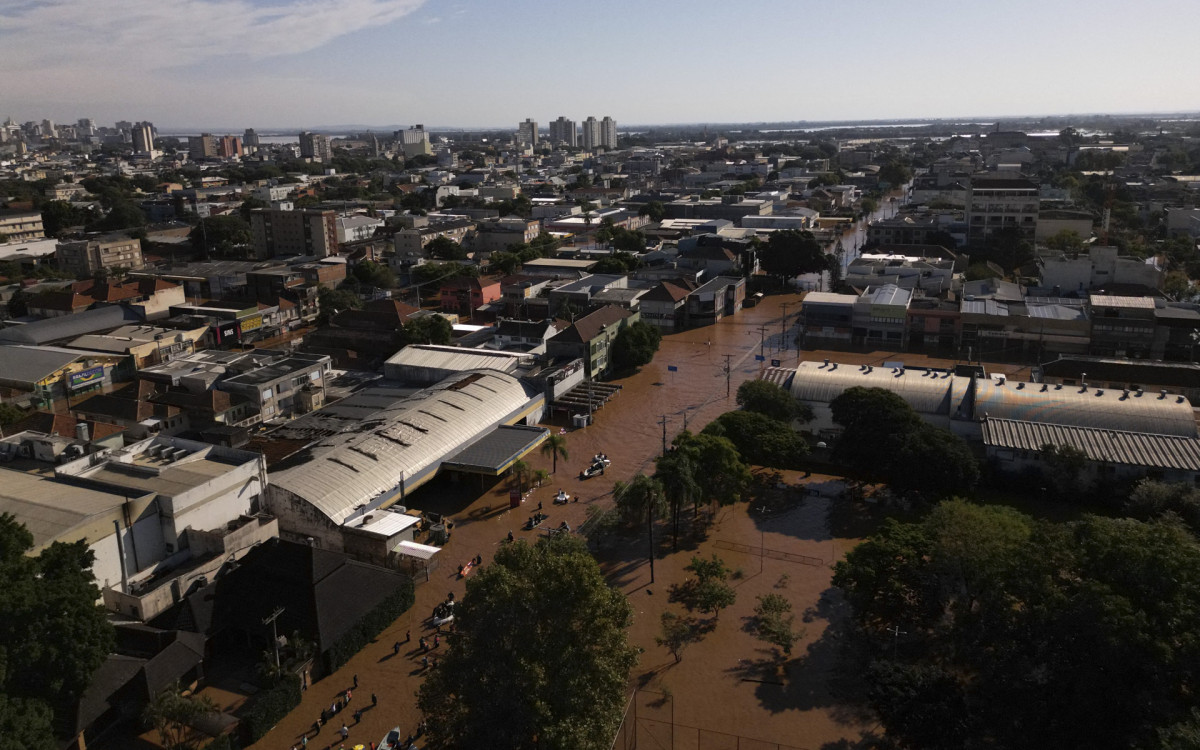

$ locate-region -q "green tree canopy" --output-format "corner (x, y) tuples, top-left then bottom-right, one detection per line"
(830, 386), (977, 497)
(1125, 479), (1200, 536)
(752, 593), (801, 657)
(488, 251), (522, 276)
(316, 285), (363, 323)
(758, 230), (827, 284)
(39, 200), (90, 236)
(654, 449), (701, 550)
(540, 433), (569, 474)
(736, 379), (812, 424)
(410, 261), (479, 287)
(610, 320), (661, 374)
(90, 200), (147, 232)
(701, 410), (807, 470)
(351, 259), (395, 289)
(613, 473), (666, 529)
(426, 235), (468, 261)
(1044, 229), (1087, 253)
(590, 251), (641, 274)
(833, 501), (1200, 750)
(188, 215), (252, 258)
(879, 160), (913, 187)
(983, 227), (1035, 272)
(0, 514), (114, 740)
(417, 535), (638, 750)
(637, 201), (666, 222)
(673, 431), (752, 508)
(656, 611), (700, 663)
(676, 554), (737, 618)
(398, 314), (453, 347)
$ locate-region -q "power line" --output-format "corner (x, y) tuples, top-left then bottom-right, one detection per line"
(263, 606), (286, 668)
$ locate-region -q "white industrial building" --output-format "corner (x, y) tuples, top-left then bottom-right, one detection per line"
(778, 359), (1197, 441)
(383, 344), (534, 385)
(264, 369), (547, 553)
(0, 433), (269, 618)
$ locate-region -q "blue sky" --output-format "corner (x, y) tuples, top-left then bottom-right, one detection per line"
(2, 0), (1197, 131)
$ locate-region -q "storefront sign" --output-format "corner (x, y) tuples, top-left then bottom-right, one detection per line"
(212, 323), (240, 344)
(68, 366), (105, 390)
(239, 314), (263, 333)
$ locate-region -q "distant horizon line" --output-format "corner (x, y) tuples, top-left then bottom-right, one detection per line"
(152, 110), (1200, 137)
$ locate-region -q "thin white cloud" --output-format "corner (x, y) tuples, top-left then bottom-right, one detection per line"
(0, 0), (427, 71)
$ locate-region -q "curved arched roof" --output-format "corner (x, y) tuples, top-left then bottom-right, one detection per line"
(269, 369), (537, 525)
(972, 380), (1196, 437)
(790, 361), (968, 416)
(786, 361), (1197, 438)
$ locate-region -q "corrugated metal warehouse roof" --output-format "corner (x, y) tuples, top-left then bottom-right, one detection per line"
(268, 370), (541, 526)
(0, 305), (144, 345)
(982, 418), (1200, 472)
(790, 361), (968, 416)
(0, 470), (125, 549)
(442, 424), (548, 475)
(0, 345), (87, 387)
(383, 345), (532, 384)
(972, 379), (1196, 437)
(760, 367), (794, 390)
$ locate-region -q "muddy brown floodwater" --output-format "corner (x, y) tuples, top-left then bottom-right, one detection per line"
(247, 294), (887, 750)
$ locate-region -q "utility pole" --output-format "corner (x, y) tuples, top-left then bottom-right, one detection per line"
(647, 499), (656, 585)
(657, 414), (670, 457)
(722, 354), (733, 398)
(886, 624), (906, 660)
(779, 302), (792, 351)
(263, 606), (285, 668)
(756, 325), (769, 358)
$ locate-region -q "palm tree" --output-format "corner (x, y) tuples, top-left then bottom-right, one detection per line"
(532, 468), (550, 488)
(511, 459), (530, 493)
(541, 433), (569, 474)
(614, 474), (667, 583)
(655, 450), (700, 551)
(143, 683), (220, 750)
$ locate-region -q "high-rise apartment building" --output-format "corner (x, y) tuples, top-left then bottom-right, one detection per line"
(218, 135), (243, 159)
(132, 123), (155, 152)
(581, 116), (601, 151)
(299, 131), (332, 163)
(76, 118), (95, 136)
(549, 116), (577, 147)
(398, 125), (433, 159)
(243, 128), (261, 150)
(517, 118), (539, 147)
(188, 133), (218, 159)
(249, 208), (339, 260)
(600, 116), (618, 149)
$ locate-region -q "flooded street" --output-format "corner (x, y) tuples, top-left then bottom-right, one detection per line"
(246, 294), (891, 750)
